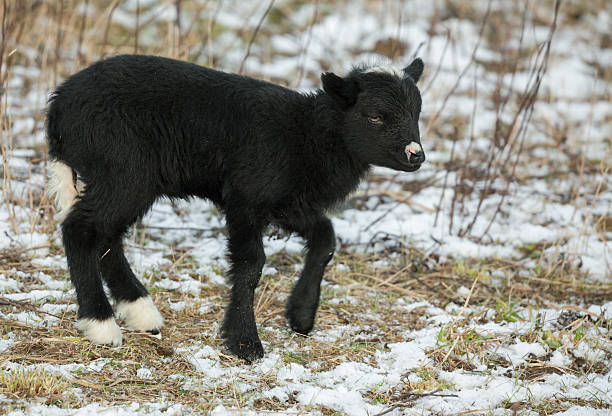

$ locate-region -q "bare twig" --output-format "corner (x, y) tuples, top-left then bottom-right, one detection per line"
(423, 0), (491, 139)
(134, 0), (140, 54)
(238, 0), (275, 74)
(429, 1), (491, 231)
(375, 389), (460, 416)
(477, 0), (561, 239)
(76, 0), (89, 66)
(0, 296), (63, 319)
(294, 0), (319, 87)
(435, 274), (479, 371)
(101, 0), (121, 56)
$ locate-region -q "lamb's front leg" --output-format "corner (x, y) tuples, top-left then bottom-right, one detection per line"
(221, 215), (266, 362)
(286, 216), (336, 334)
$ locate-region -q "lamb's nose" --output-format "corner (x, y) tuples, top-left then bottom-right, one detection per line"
(405, 142), (425, 164)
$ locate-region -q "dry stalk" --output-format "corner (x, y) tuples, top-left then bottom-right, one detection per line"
(435, 273), (479, 371)
(431, 0), (491, 228)
(293, 0), (319, 87)
(238, 0), (276, 75)
(455, 1), (562, 239)
(375, 389), (459, 416)
(134, 0), (140, 53)
(476, 0), (562, 239)
(101, 0), (121, 55)
(423, 0), (491, 140)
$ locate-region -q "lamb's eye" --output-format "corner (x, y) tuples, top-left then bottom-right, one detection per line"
(368, 116), (382, 124)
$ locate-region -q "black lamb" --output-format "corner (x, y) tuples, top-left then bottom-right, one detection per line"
(46, 55), (425, 361)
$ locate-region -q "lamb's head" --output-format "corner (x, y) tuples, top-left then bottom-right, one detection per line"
(321, 58), (425, 172)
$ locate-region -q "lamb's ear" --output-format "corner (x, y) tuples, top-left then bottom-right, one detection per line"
(321, 72), (359, 108)
(403, 58), (424, 83)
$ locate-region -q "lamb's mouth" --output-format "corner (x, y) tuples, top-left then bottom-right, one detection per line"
(391, 153), (421, 172)
(402, 163), (422, 172)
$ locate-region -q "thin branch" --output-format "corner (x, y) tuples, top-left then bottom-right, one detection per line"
(478, 0), (561, 239)
(134, 0), (140, 54)
(101, 0), (121, 56)
(76, 0), (89, 66)
(423, 0), (492, 139)
(375, 389), (460, 416)
(0, 296), (63, 320)
(175, 0), (182, 54)
(238, 0), (275, 74)
(294, 0), (319, 87)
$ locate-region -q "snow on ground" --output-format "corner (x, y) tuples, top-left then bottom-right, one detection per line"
(0, 0), (610, 415)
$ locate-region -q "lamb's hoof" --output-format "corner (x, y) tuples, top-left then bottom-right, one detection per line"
(116, 296), (164, 333)
(76, 317), (123, 347)
(225, 336), (264, 363)
(286, 305), (315, 335)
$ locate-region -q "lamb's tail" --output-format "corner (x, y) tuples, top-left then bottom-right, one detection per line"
(48, 160), (77, 221)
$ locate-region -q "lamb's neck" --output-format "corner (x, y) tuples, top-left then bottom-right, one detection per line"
(310, 93), (368, 168)
(297, 93), (370, 206)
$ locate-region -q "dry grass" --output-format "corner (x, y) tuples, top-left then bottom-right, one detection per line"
(1, 244), (610, 412)
(0, 368), (71, 404)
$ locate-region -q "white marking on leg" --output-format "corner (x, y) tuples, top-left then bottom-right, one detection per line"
(117, 296), (164, 333)
(76, 317), (122, 347)
(48, 160), (78, 221)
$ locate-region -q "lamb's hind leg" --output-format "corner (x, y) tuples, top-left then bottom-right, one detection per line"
(286, 216), (336, 334)
(62, 196), (122, 346)
(100, 238), (163, 334)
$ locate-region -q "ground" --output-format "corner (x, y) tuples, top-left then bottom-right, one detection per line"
(0, 0), (611, 415)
